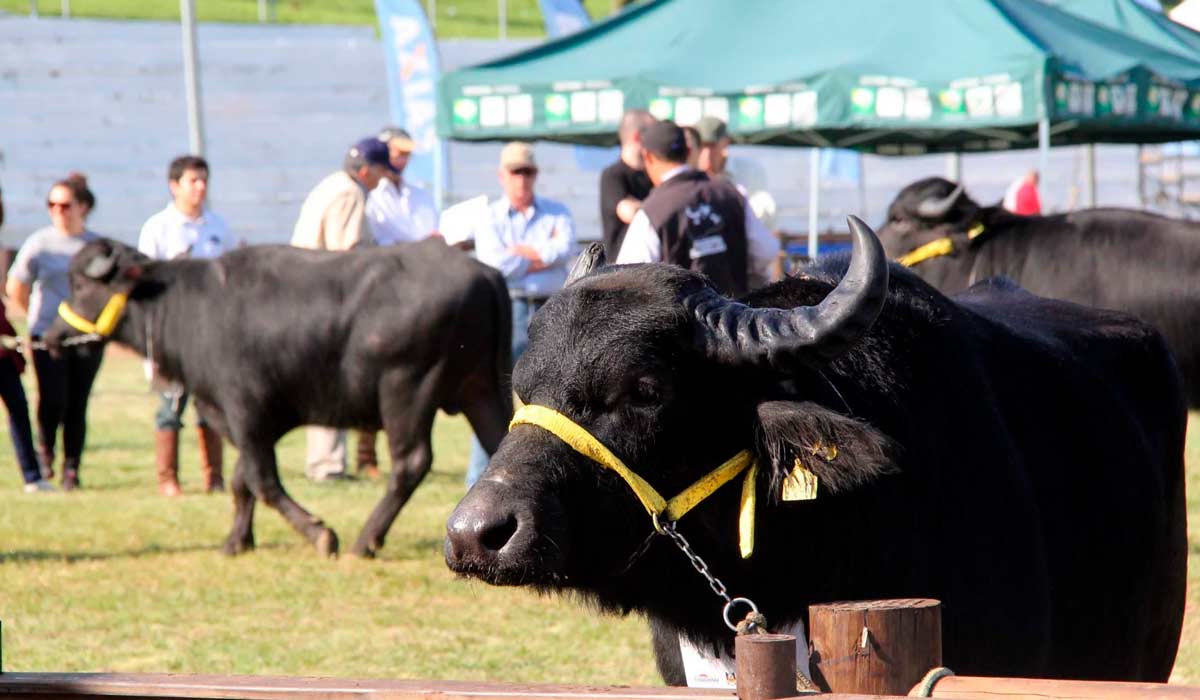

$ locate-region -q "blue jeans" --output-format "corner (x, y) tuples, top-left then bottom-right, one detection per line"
(0, 361), (39, 484)
(465, 297), (544, 488)
(154, 389), (208, 431)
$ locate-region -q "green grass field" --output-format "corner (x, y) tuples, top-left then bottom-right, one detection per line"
(0, 349), (658, 682)
(1, 348), (1200, 684)
(0, 0), (619, 37)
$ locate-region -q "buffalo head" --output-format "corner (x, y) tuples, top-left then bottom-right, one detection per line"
(43, 239), (151, 352)
(445, 218), (895, 629)
(876, 177), (994, 290)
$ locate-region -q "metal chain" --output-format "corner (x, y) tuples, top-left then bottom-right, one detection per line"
(657, 519), (763, 633)
(658, 519), (731, 603)
(0, 333), (103, 352)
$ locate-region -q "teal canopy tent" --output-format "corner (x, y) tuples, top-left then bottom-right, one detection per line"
(1050, 0), (1200, 58)
(438, 0), (1200, 153)
(1047, 0), (1200, 206)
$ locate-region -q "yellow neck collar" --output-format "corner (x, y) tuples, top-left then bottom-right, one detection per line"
(510, 404), (759, 558)
(57, 292), (128, 336)
(897, 223), (986, 268)
(898, 237), (954, 267)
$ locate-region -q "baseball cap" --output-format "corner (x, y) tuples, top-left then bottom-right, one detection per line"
(499, 142), (537, 170)
(695, 116), (729, 144)
(379, 126), (416, 152)
(348, 137), (399, 173)
(640, 121), (688, 163)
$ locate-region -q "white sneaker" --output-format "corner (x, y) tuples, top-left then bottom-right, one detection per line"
(23, 479), (56, 493)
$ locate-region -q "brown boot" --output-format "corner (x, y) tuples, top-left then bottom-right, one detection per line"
(197, 425), (224, 493)
(155, 429), (181, 496)
(356, 430), (381, 480)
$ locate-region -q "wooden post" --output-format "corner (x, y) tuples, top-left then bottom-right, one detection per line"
(809, 598), (941, 695)
(734, 634), (796, 700)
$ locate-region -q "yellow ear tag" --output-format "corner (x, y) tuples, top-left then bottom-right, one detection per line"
(782, 458), (819, 501)
(967, 223), (986, 240)
(811, 442), (837, 461)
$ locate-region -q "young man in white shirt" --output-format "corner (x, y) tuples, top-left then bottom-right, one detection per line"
(137, 155), (237, 497)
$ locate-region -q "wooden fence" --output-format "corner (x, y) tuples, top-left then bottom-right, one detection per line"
(3, 671), (1200, 700)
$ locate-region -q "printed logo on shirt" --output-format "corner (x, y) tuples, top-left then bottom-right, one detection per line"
(690, 234), (729, 259)
(684, 203), (723, 228)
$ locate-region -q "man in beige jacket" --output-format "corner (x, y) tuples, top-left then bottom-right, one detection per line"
(291, 137), (390, 481)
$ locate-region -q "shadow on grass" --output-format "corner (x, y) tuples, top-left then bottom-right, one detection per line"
(0, 541), (290, 564)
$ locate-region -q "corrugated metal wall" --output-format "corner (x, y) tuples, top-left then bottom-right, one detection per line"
(0, 15), (1144, 249)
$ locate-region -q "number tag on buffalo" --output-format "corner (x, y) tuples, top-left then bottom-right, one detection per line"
(678, 621), (812, 688)
(782, 458), (819, 501)
(689, 235), (728, 259)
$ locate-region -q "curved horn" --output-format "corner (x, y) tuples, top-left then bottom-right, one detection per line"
(916, 182), (964, 219)
(84, 252), (116, 280)
(686, 215), (889, 370)
(566, 242), (607, 285)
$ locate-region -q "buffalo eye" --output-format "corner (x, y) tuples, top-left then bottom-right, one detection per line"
(629, 376), (665, 407)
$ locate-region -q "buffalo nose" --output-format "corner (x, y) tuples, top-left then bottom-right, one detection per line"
(444, 498), (520, 570)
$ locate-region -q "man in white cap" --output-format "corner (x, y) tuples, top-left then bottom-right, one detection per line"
(366, 126), (439, 245)
(464, 142), (577, 488)
(356, 127), (440, 478)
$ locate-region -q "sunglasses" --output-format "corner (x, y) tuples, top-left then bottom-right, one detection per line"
(47, 200), (74, 211)
(509, 167), (538, 177)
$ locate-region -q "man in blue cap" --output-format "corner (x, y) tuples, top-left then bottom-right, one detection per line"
(292, 137), (391, 251)
(291, 137), (391, 481)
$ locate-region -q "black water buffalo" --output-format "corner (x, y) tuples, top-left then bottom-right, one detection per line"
(47, 238), (512, 558)
(879, 176), (1200, 405)
(444, 219), (1185, 684)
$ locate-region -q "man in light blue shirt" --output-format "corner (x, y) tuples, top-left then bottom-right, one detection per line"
(137, 155), (237, 497)
(466, 142), (577, 487)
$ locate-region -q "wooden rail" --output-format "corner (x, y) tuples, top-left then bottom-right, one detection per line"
(2, 672), (1200, 700)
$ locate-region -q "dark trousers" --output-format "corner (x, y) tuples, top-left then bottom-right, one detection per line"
(32, 344), (104, 468)
(0, 361), (39, 483)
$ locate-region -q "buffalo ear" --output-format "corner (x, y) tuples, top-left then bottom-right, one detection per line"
(566, 242), (607, 285)
(753, 400), (894, 498)
(84, 252), (116, 279)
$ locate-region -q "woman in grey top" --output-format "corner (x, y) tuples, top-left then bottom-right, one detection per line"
(5, 174), (104, 491)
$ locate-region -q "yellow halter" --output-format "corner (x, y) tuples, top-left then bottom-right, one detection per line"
(897, 223), (985, 268)
(57, 293), (128, 336)
(897, 237), (954, 267)
(510, 404), (760, 558)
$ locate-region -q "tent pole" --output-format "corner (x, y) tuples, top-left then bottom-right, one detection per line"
(1082, 144), (1095, 208)
(858, 157), (868, 222)
(180, 0), (206, 155)
(945, 152), (961, 182)
(1038, 117), (1050, 206)
(434, 144), (447, 213)
(1137, 145), (1147, 208)
(808, 149), (820, 259)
